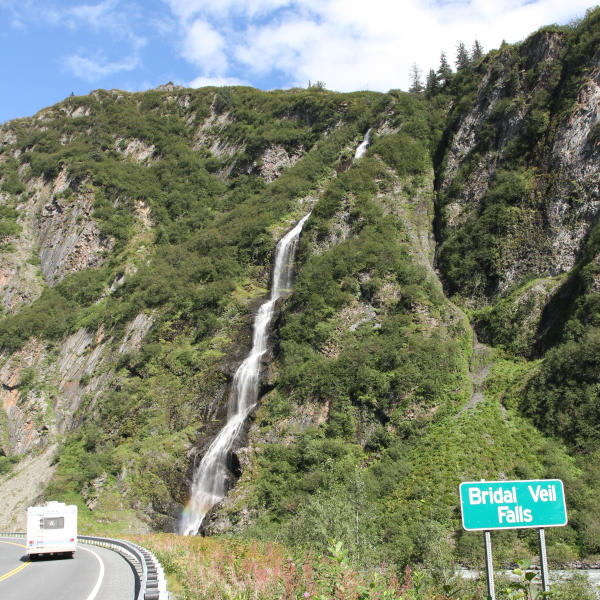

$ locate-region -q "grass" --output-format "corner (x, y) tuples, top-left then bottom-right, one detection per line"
(127, 534), (453, 600)
(125, 534), (600, 599)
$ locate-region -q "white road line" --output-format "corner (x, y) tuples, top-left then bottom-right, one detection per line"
(79, 546), (105, 600)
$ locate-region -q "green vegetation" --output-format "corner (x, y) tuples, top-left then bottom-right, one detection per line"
(0, 157), (26, 196)
(438, 166), (542, 299)
(0, 268), (109, 351)
(0, 157), (23, 247)
(472, 276), (562, 356)
(0, 9), (598, 587)
(0, 88), (384, 351)
(131, 534), (599, 600)
(522, 330), (600, 453)
(1, 86), (401, 528)
(0, 454), (18, 476)
(424, 7), (600, 572)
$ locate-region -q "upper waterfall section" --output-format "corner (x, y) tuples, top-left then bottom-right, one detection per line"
(354, 129), (371, 159)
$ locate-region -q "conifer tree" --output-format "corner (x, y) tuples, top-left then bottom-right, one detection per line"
(456, 41), (470, 70)
(409, 62), (423, 94)
(425, 69), (439, 96)
(437, 51), (453, 85)
(471, 39), (484, 62)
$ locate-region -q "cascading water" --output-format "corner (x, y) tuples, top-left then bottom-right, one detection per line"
(179, 212), (311, 536)
(354, 129), (371, 159)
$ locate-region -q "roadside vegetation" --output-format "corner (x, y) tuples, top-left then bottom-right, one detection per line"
(131, 534), (598, 600)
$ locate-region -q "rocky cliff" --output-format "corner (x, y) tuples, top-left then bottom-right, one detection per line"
(438, 27), (599, 301)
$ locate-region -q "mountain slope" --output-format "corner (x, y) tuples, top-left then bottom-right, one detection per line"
(0, 9), (598, 569)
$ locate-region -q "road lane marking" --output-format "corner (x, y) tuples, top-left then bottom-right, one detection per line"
(79, 546), (105, 600)
(0, 540), (26, 549)
(0, 561), (31, 583)
(0, 540), (31, 583)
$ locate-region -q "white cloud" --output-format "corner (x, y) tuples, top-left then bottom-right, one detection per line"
(64, 52), (139, 81)
(197, 0), (593, 92)
(165, 0), (295, 21)
(234, 19), (324, 76)
(24, 0), (141, 40)
(68, 0), (118, 21)
(48, 1), (147, 82)
(53, 0), (119, 29)
(0, 0), (31, 28)
(189, 75), (250, 88)
(182, 19), (228, 73)
(59, 0), (147, 51)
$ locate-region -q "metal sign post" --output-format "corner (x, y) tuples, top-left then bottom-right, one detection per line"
(484, 530), (495, 600)
(538, 528), (549, 592)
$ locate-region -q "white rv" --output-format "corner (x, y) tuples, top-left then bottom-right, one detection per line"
(26, 502), (78, 557)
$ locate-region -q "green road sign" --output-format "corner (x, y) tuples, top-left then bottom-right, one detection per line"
(460, 479), (567, 531)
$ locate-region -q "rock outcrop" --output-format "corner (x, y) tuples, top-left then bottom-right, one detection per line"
(0, 339), (49, 455)
(0, 310), (154, 457)
(259, 144), (303, 183)
(0, 165), (114, 312)
(438, 30), (600, 298)
(0, 445), (57, 530)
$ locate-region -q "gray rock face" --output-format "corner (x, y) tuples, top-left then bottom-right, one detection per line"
(118, 313), (155, 355)
(0, 339), (50, 455)
(0, 163), (114, 312)
(0, 234), (43, 314)
(0, 126), (17, 149)
(0, 445), (57, 530)
(440, 31), (600, 297)
(35, 169), (114, 286)
(193, 107), (238, 157)
(442, 33), (564, 199)
(55, 328), (103, 434)
(0, 311), (154, 456)
(548, 54), (600, 274)
(114, 138), (156, 163)
(0, 329), (104, 455)
(259, 144), (303, 183)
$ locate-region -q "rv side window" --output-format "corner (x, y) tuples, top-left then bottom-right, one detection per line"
(41, 517), (65, 529)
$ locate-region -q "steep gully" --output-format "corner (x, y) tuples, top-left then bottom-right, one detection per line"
(179, 130), (372, 535)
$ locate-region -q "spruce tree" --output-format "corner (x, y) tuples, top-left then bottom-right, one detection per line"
(409, 63), (423, 94)
(425, 69), (439, 96)
(456, 41), (470, 71)
(471, 40), (484, 62)
(437, 51), (453, 85)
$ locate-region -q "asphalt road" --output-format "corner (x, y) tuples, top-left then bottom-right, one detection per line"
(0, 536), (137, 600)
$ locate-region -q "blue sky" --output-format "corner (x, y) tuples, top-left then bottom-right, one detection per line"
(0, 0), (595, 124)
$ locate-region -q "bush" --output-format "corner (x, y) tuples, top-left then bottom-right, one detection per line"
(371, 132), (428, 176)
(521, 328), (600, 453)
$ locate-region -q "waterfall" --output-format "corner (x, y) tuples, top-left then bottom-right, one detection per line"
(179, 212), (311, 536)
(354, 129), (371, 159)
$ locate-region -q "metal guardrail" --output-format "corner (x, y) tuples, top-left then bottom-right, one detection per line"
(0, 532), (168, 600)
